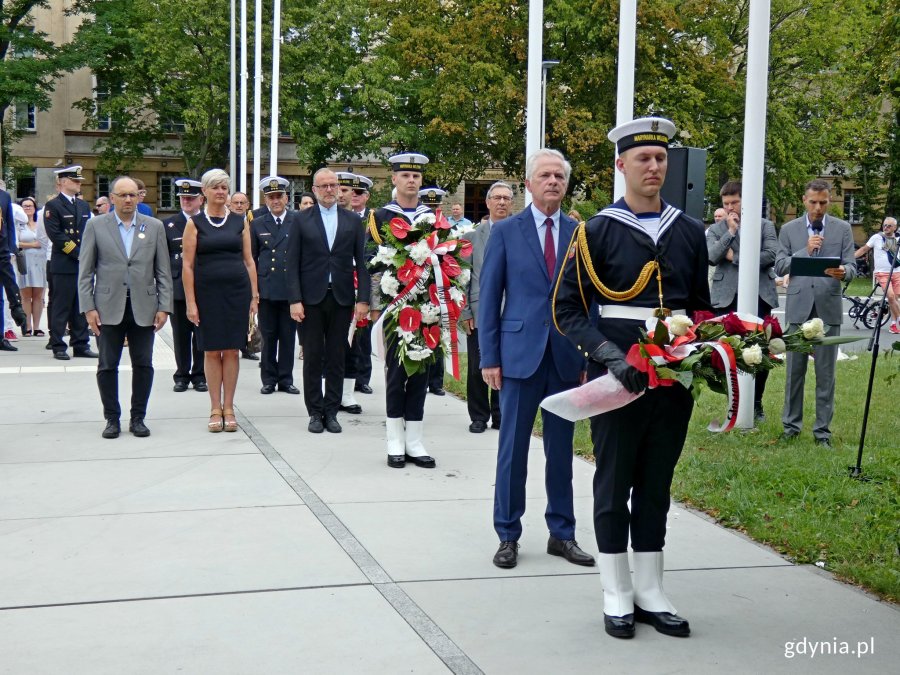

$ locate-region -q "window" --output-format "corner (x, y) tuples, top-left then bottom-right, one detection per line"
(843, 190), (862, 224)
(13, 102), (36, 131)
(93, 75), (117, 130)
(97, 175), (111, 199)
(288, 177), (308, 210)
(158, 174), (179, 211)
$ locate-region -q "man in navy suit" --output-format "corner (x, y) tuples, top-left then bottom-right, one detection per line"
(0, 186), (28, 350)
(478, 148), (594, 570)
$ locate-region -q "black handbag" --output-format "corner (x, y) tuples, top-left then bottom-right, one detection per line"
(15, 252), (27, 276)
(247, 313), (262, 353)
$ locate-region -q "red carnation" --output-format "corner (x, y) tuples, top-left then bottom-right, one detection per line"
(390, 217), (412, 239)
(692, 310), (716, 325)
(423, 325), (441, 349)
(763, 315), (783, 339)
(722, 312), (749, 336)
(440, 255), (461, 278)
(398, 306), (422, 332)
(397, 259), (421, 284)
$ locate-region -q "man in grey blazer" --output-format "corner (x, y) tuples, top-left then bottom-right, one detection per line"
(460, 181), (511, 432)
(707, 180), (779, 422)
(78, 176), (173, 439)
(774, 179), (855, 447)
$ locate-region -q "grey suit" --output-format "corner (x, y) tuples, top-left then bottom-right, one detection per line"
(78, 212), (173, 422)
(707, 218), (779, 310)
(774, 214), (856, 440)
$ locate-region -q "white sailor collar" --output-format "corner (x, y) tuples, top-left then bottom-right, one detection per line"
(598, 198), (682, 240)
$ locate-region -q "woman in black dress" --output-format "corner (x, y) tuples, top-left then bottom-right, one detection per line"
(182, 169), (259, 432)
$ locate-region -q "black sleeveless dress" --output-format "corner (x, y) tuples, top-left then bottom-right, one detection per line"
(193, 211), (251, 351)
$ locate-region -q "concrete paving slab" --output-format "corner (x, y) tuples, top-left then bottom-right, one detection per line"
(0, 586), (450, 674)
(0, 418), (257, 463)
(0, 454), (301, 520)
(0, 505), (367, 608)
(401, 566), (899, 674)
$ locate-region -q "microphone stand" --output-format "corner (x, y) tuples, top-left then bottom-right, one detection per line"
(851, 239), (898, 480)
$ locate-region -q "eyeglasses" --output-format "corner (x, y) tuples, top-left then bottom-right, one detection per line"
(314, 183), (339, 191)
(489, 195), (512, 202)
(113, 193), (138, 200)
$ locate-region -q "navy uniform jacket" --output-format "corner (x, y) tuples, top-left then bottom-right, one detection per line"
(251, 209), (297, 302)
(554, 199), (712, 359)
(163, 211), (191, 301)
(44, 193), (92, 274)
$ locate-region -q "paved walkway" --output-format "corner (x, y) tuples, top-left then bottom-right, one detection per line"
(1, 324), (897, 674)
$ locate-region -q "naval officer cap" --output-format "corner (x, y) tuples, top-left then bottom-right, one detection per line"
(259, 175), (289, 194)
(388, 153), (429, 173)
(352, 174), (373, 191)
(174, 178), (202, 197)
(335, 171), (356, 188)
(418, 187), (446, 207)
(608, 117), (676, 154)
(55, 165), (84, 181)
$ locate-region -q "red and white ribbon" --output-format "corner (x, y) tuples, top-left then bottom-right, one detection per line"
(706, 340), (739, 433)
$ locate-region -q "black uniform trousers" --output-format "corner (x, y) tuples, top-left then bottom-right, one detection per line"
(590, 383), (693, 553)
(427, 355), (445, 391)
(49, 272), (90, 353)
(716, 297), (773, 408)
(384, 334), (428, 420)
(97, 297), (155, 421)
(466, 328), (500, 425)
(355, 324), (372, 386)
(259, 298), (296, 387)
(171, 299), (205, 385)
(301, 290), (352, 417)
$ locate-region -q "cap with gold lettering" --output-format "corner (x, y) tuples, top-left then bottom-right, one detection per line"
(335, 172), (356, 188)
(259, 175), (289, 194)
(174, 178), (202, 197)
(418, 187), (446, 208)
(388, 153), (429, 173)
(352, 174), (373, 192)
(54, 165), (84, 181)
(607, 117), (676, 154)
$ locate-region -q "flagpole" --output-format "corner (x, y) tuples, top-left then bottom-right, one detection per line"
(613, 0), (637, 201)
(524, 0), (544, 205)
(269, 0), (282, 177)
(239, 0), (248, 194)
(229, 0), (237, 182)
(252, 0), (263, 208)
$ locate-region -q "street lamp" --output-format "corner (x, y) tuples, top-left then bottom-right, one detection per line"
(541, 60), (560, 148)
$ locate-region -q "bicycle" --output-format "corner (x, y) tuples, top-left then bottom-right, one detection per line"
(842, 279), (889, 329)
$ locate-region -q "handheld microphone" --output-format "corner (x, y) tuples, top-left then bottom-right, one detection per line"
(811, 219), (823, 256)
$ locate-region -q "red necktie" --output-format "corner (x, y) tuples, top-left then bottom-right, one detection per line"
(543, 218), (556, 279)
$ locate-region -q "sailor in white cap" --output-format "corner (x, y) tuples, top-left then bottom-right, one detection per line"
(335, 171), (356, 210)
(350, 174), (373, 219)
(367, 152), (437, 469)
(553, 116), (712, 639)
(44, 164), (98, 359)
(165, 178), (207, 392)
(418, 187), (446, 210)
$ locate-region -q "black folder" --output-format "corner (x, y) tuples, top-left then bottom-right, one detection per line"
(789, 256), (841, 277)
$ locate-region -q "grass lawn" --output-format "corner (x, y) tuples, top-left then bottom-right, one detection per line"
(444, 350), (900, 601)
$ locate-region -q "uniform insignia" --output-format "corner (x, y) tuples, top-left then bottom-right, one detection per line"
(168, 222), (174, 228)
(269, 179), (279, 190)
(138, 233), (146, 239)
(74, 167), (83, 178)
(651, 120), (659, 132)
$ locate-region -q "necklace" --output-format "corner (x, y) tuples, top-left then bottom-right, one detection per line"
(204, 208), (228, 228)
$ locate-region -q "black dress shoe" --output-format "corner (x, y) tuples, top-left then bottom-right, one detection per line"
(173, 381), (189, 393)
(324, 415), (342, 433)
(754, 405), (766, 423)
(355, 383), (373, 394)
(260, 384), (276, 395)
(634, 605), (690, 637)
(778, 431), (799, 442)
(102, 419), (121, 439)
(193, 381), (208, 392)
(493, 541), (519, 568)
(53, 351), (70, 360)
(815, 437), (833, 448)
(547, 536), (596, 566)
(45, 341), (52, 350)
(429, 386), (446, 396)
(491, 420), (501, 430)
(242, 352), (260, 361)
(603, 614), (635, 639)
(387, 455), (406, 468)
(0, 338), (17, 351)
(339, 403), (362, 414)
(405, 454), (436, 468)
(74, 349), (99, 358)
(308, 415), (324, 433)
(469, 420), (487, 433)
(129, 418), (151, 437)
(278, 384), (300, 394)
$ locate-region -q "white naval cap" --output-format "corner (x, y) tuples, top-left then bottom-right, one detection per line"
(607, 117), (676, 153)
(54, 165), (84, 180)
(418, 187), (446, 207)
(388, 153), (429, 173)
(174, 178), (203, 197)
(335, 171), (356, 187)
(353, 174), (373, 191)
(259, 175), (289, 194)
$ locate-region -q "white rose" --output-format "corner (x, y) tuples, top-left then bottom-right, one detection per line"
(668, 315), (694, 337)
(801, 317), (826, 340)
(741, 344), (763, 366)
(380, 272), (400, 297)
(768, 337), (786, 354)
(407, 240), (433, 266)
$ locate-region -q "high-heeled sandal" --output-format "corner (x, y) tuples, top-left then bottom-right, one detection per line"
(223, 408), (238, 432)
(208, 408), (224, 433)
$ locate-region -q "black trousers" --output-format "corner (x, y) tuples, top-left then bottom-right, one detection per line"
(590, 384), (693, 553)
(355, 324), (372, 385)
(427, 354), (445, 391)
(384, 335), (428, 420)
(96, 298), (155, 421)
(301, 290), (352, 417)
(259, 298), (296, 387)
(49, 272), (90, 353)
(466, 328), (500, 424)
(717, 297), (773, 407)
(171, 299), (205, 385)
